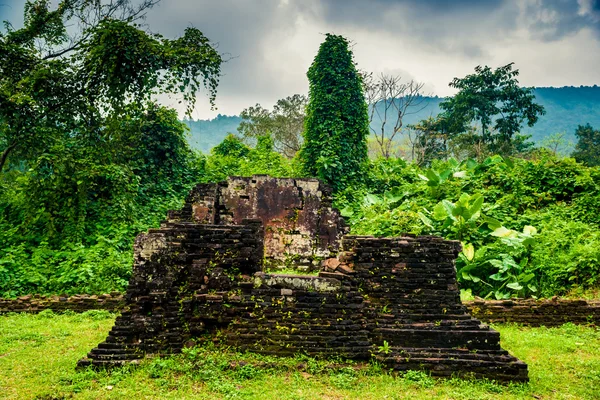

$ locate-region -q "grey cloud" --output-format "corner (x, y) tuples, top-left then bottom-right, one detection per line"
(146, 1), (295, 90)
(2, 0), (600, 118)
(295, 0), (519, 60)
(524, 0), (600, 41)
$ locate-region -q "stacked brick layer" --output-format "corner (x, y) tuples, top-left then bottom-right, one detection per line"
(340, 235), (527, 381)
(467, 299), (600, 326)
(5, 295), (598, 328)
(0, 293), (124, 314)
(78, 220), (265, 367)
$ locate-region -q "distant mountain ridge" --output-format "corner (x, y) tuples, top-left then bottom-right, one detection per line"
(184, 86), (600, 153)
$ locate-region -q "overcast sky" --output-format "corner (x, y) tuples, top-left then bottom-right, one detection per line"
(2, 0), (600, 119)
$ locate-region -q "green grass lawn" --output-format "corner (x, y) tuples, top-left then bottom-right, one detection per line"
(1, 311), (599, 400)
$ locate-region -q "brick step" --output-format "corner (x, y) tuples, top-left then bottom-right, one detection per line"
(376, 348), (528, 382)
(389, 356), (526, 370)
(372, 322), (488, 331)
(387, 347), (510, 355)
(373, 329), (501, 349)
(385, 348), (514, 361)
(89, 347), (139, 355)
(87, 352), (141, 361)
(97, 342), (135, 350)
(368, 314), (473, 321)
(88, 359), (142, 367)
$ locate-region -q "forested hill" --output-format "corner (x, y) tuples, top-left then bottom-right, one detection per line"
(185, 86), (600, 153)
(183, 114), (243, 153)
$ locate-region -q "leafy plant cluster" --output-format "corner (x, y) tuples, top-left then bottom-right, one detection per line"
(338, 153), (600, 299)
(0, 0), (224, 297)
(0, 129), (300, 297)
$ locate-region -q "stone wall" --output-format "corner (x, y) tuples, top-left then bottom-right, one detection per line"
(0, 176), (538, 381)
(0, 293), (124, 314)
(466, 299), (600, 327)
(167, 176), (348, 270)
(338, 235), (527, 381)
(5, 294), (599, 329)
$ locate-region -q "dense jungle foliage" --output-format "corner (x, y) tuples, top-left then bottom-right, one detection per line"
(2, 129), (599, 300)
(1, 1), (599, 301)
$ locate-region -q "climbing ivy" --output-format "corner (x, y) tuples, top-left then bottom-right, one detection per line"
(299, 34), (370, 192)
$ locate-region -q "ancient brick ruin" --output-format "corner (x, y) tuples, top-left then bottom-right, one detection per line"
(78, 176), (528, 382)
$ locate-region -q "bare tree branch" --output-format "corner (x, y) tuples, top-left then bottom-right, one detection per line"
(363, 72), (429, 158)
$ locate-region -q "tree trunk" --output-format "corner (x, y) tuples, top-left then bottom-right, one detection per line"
(0, 142), (18, 172)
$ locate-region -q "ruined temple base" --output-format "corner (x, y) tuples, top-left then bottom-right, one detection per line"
(77, 176), (529, 382)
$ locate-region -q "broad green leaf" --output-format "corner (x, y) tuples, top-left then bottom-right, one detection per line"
(523, 225), (537, 235)
(384, 191), (402, 203)
(439, 169), (452, 181)
(494, 290), (509, 300)
(453, 170), (467, 178)
(504, 157), (515, 169)
(503, 256), (521, 270)
(462, 242), (475, 261)
(340, 206), (353, 218)
(425, 169), (440, 186)
(491, 226), (514, 238)
(440, 217), (454, 230)
(489, 272), (504, 281)
(519, 273), (535, 283)
(457, 193), (470, 205)
(527, 284), (537, 292)
(506, 282), (523, 291)
(433, 202), (448, 220)
(441, 200), (457, 221)
(417, 212), (433, 228)
(466, 158), (478, 170)
(483, 215), (502, 230)
(364, 194), (381, 206)
(469, 194), (484, 213)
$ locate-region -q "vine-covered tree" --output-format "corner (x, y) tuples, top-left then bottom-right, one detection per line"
(299, 33), (369, 191)
(0, 0), (222, 172)
(0, 0), (224, 295)
(440, 63), (545, 155)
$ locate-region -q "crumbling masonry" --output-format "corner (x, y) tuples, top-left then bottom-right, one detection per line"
(78, 175), (528, 382)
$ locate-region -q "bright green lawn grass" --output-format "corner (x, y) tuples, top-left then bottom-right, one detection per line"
(0, 310), (599, 399)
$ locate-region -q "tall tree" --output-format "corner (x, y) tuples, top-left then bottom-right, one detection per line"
(237, 94), (307, 158)
(299, 33), (369, 191)
(363, 72), (428, 158)
(0, 0), (222, 172)
(407, 116), (451, 165)
(572, 124), (600, 166)
(439, 63), (545, 155)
